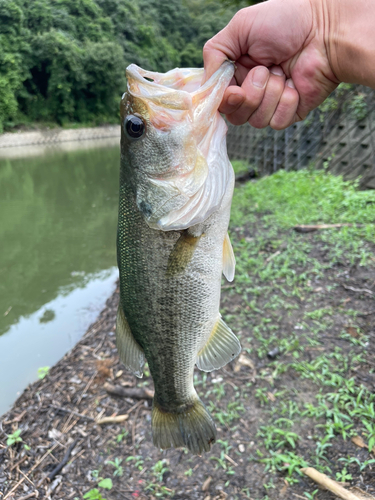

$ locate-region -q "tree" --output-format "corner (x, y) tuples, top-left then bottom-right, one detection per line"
(0, 0), (239, 130)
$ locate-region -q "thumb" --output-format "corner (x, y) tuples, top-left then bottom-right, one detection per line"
(202, 7), (256, 83)
(203, 27), (239, 84)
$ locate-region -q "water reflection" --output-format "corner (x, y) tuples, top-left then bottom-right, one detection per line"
(0, 144), (120, 414)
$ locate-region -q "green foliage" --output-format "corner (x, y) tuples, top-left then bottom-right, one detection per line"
(317, 83), (369, 123)
(6, 429), (22, 446)
(83, 489), (106, 500)
(216, 0), (261, 6)
(97, 478), (113, 490)
(347, 93), (368, 121)
(37, 366), (50, 379)
(107, 457), (123, 476)
(0, 0), (237, 130)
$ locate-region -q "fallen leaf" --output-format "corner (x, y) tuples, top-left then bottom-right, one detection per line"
(96, 359), (113, 380)
(346, 326), (359, 338)
(351, 435), (367, 448)
(280, 483), (288, 496)
(267, 392), (276, 402)
(234, 354), (254, 373)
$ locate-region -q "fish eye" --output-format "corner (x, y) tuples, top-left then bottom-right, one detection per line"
(124, 115), (145, 140)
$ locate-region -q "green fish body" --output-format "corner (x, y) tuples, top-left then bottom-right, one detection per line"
(116, 62), (241, 454)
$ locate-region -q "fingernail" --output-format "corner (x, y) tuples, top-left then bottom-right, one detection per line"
(252, 67), (269, 88)
(287, 78), (295, 89)
(270, 66), (284, 76)
(227, 94), (242, 106)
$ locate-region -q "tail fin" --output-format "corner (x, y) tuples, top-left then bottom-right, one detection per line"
(152, 397), (216, 455)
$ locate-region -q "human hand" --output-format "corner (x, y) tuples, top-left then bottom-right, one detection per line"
(203, 0), (340, 130)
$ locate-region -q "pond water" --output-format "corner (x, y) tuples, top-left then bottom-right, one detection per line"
(0, 141), (120, 415)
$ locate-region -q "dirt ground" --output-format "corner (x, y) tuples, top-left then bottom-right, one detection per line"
(1, 210), (374, 500)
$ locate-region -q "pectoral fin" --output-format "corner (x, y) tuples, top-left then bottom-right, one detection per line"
(196, 316), (241, 372)
(167, 230), (201, 277)
(222, 233), (235, 282)
(116, 306), (145, 378)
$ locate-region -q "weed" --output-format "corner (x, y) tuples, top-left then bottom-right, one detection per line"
(339, 456), (375, 472)
(83, 489), (106, 500)
(259, 450), (309, 479)
(107, 457), (123, 477)
(37, 366), (50, 379)
(97, 478), (112, 490)
(304, 490), (319, 499)
(116, 428), (128, 443)
(152, 459), (169, 483)
(6, 429), (22, 447)
(335, 467), (353, 482)
(125, 455), (144, 469)
(257, 424), (299, 450)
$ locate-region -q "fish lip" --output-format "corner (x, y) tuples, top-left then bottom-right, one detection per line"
(125, 61), (235, 100)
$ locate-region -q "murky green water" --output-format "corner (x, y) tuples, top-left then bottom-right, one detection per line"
(0, 143), (120, 414)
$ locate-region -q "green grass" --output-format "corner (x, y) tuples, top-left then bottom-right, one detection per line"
(231, 168), (375, 243)
(223, 166), (375, 490)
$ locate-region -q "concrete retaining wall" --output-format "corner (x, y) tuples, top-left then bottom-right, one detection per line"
(0, 126), (121, 159)
(0, 125), (120, 149)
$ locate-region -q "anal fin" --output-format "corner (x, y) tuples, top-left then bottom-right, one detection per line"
(196, 316), (241, 372)
(222, 233), (235, 282)
(116, 306), (145, 378)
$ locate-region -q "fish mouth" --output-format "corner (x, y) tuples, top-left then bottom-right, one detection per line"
(126, 61), (235, 112)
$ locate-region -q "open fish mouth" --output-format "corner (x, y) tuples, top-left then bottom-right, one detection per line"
(123, 61), (235, 231)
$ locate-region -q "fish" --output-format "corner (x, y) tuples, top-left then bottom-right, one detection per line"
(116, 61), (241, 455)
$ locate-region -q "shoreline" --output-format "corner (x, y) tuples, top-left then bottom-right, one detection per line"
(0, 125), (120, 159)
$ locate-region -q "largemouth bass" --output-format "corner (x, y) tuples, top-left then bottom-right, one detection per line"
(116, 61), (241, 455)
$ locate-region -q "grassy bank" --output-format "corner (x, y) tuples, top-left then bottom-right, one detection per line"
(220, 168), (375, 496)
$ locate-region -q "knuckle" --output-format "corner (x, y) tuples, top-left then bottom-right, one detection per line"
(248, 115), (268, 129)
(269, 118), (288, 131)
(203, 41), (213, 55)
(227, 113), (248, 126)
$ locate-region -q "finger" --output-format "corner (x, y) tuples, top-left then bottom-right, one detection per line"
(231, 57), (260, 87)
(203, 8), (254, 82)
(222, 66), (270, 125)
(248, 66), (286, 129)
(269, 79), (299, 130)
(218, 87), (245, 115)
(202, 43), (231, 84)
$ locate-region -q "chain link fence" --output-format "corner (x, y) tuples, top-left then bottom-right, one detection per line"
(226, 85), (375, 189)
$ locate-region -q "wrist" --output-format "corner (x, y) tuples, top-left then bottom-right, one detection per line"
(319, 0), (375, 87)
